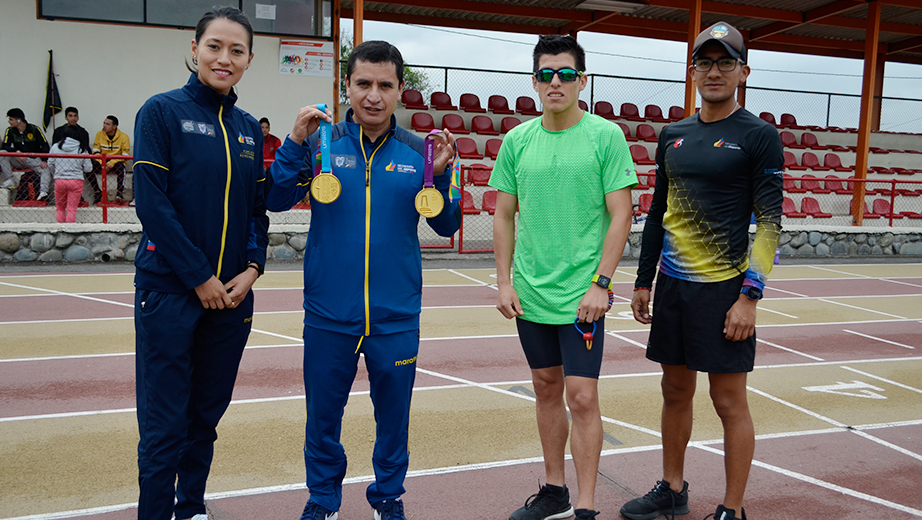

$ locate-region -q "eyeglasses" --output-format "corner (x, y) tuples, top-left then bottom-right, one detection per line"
(534, 68), (583, 83)
(692, 58), (741, 73)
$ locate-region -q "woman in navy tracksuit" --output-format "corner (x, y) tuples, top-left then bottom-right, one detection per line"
(131, 7), (269, 520)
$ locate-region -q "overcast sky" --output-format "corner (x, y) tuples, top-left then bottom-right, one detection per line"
(351, 20), (922, 100)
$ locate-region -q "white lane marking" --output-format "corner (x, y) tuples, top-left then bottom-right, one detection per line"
(802, 380), (887, 399)
(0, 281), (135, 308)
(817, 297), (907, 319)
(843, 329), (916, 349)
(757, 338), (825, 361)
(447, 269), (494, 287)
(840, 366), (922, 394)
(807, 265), (873, 278)
(605, 330), (648, 349)
(765, 286), (809, 297)
(757, 306), (800, 319)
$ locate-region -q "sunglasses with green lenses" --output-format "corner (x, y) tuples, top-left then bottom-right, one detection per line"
(534, 68), (583, 83)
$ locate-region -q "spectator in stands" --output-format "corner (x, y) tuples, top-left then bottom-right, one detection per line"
(48, 125), (92, 222)
(259, 117), (281, 170)
(265, 40), (460, 520)
(622, 22), (783, 520)
(131, 7), (268, 520)
(1, 108), (51, 198)
(490, 35), (636, 520)
(91, 115), (131, 203)
(52, 106), (91, 146)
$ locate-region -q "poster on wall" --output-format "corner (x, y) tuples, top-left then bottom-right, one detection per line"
(279, 40), (334, 77)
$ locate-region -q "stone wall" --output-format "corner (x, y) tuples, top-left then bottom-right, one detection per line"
(1, 223), (921, 264)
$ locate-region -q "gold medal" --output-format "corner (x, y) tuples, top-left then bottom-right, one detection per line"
(311, 172), (341, 204)
(311, 103), (340, 204)
(415, 187), (444, 218)
(416, 132), (444, 217)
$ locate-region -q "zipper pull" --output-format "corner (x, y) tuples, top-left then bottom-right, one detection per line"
(366, 164), (371, 187)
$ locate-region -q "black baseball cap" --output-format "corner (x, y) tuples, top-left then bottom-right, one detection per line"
(692, 21), (747, 63)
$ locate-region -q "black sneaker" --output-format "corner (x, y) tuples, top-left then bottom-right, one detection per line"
(373, 498), (407, 520)
(704, 504), (747, 520)
(575, 509), (600, 519)
(620, 480), (689, 520)
(509, 484), (574, 520)
(299, 500), (338, 520)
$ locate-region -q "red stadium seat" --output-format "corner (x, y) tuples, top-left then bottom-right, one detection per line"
(482, 190), (498, 215)
(668, 106), (684, 122)
(801, 152), (829, 171)
(861, 201), (881, 219)
(441, 114), (470, 134)
(468, 164), (491, 185)
(759, 112), (778, 126)
(411, 112), (435, 133)
(643, 104), (670, 123)
(488, 95), (514, 114)
(617, 122), (638, 142)
(783, 173), (806, 193)
(645, 171), (656, 189)
(824, 175), (851, 194)
(516, 96), (542, 116)
(636, 124), (657, 142)
(784, 151), (808, 171)
(824, 153), (853, 172)
(401, 89), (428, 110)
(801, 174), (830, 193)
(801, 133), (828, 150)
(801, 197), (832, 218)
(872, 199), (904, 219)
(485, 138), (502, 160)
(780, 113), (806, 129)
(431, 92), (457, 110)
(633, 173), (649, 190)
(780, 131), (804, 149)
(782, 197), (807, 218)
(636, 193), (653, 214)
(630, 145), (656, 165)
(456, 137), (483, 159)
(594, 101), (617, 120)
(459, 93), (486, 113)
(461, 190), (480, 214)
(579, 100), (589, 112)
(500, 116), (522, 134)
(620, 103), (645, 122)
(471, 115), (499, 136)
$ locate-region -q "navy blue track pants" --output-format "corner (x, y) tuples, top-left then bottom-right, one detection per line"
(135, 289), (253, 520)
(302, 325), (419, 511)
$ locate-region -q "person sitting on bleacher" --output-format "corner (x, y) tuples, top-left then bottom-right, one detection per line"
(91, 115), (131, 203)
(259, 117), (282, 170)
(1, 108), (50, 197)
(52, 107), (91, 147)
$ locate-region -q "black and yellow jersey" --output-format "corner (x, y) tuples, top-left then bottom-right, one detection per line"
(636, 109), (784, 291)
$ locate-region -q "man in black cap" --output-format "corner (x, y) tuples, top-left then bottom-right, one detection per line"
(619, 21), (783, 520)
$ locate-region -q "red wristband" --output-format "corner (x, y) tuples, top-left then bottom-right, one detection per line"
(634, 287), (651, 292)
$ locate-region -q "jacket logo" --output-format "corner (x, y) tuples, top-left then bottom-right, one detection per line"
(386, 161), (396, 171)
(714, 138), (741, 150)
(332, 154), (356, 168)
(397, 164), (416, 174)
(674, 138), (684, 148)
(238, 132), (255, 146)
(182, 120), (215, 137)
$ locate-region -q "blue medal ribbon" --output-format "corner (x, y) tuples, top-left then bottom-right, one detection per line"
(317, 103), (331, 174)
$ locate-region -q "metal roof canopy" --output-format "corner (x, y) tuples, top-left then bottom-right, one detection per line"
(336, 0), (921, 226)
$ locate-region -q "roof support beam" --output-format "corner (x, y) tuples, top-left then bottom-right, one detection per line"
(889, 36), (922, 54)
(852, 0), (882, 227)
(750, 0), (864, 41)
(354, 0), (364, 45)
(684, 0), (702, 119)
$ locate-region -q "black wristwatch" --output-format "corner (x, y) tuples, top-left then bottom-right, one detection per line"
(247, 262), (264, 277)
(592, 274), (612, 289)
(741, 286), (763, 301)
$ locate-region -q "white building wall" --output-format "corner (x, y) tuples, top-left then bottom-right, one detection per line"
(0, 0), (334, 147)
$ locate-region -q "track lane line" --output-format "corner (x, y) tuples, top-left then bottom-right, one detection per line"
(843, 329), (916, 349)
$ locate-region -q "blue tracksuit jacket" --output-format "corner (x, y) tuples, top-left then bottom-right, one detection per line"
(266, 110), (461, 336)
(133, 74), (270, 292)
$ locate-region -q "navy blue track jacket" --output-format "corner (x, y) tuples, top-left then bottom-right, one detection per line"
(266, 110), (461, 336)
(133, 74), (269, 293)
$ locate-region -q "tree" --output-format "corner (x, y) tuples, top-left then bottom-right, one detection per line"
(339, 30), (433, 105)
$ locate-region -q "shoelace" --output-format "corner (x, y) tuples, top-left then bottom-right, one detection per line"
(377, 499), (406, 520)
(643, 481), (677, 520)
(522, 485), (552, 508)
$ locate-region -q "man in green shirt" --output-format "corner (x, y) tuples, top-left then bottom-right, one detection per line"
(490, 35), (636, 520)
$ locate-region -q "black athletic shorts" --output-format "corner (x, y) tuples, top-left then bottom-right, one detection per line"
(646, 273), (756, 373)
(515, 317), (605, 379)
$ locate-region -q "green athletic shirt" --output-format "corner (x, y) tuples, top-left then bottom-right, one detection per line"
(489, 112), (637, 324)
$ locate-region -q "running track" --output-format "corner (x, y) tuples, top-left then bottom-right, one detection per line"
(1, 263), (921, 519)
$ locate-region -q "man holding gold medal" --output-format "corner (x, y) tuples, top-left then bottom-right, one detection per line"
(491, 35), (636, 520)
(265, 40), (461, 520)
